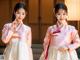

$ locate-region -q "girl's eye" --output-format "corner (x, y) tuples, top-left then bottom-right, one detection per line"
(16, 12), (20, 14)
(22, 13), (25, 15)
(57, 13), (60, 15)
(63, 13), (66, 15)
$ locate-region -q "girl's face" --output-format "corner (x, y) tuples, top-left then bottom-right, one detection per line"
(56, 9), (68, 22)
(14, 8), (26, 23)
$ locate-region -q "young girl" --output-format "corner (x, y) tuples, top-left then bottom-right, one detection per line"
(2, 2), (33, 60)
(39, 3), (80, 60)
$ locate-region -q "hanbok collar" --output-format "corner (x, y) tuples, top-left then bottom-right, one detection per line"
(55, 21), (68, 32)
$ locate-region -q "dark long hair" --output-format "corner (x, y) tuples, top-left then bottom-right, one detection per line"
(54, 3), (68, 13)
(54, 3), (68, 22)
(12, 2), (27, 21)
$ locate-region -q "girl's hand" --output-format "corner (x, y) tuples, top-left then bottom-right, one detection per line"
(12, 32), (20, 38)
(10, 20), (18, 31)
(11, 20), (23, 32)
(58, 45), (68, 52)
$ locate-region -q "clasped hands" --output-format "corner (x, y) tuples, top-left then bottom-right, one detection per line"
(10, 20), (22, 38)
(58, 45), (69, 52)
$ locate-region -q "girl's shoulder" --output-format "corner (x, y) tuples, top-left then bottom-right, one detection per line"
(3, 23), (11, 28)
(47, 25), (56, 32)
(67, 25), (77, 32)
(23, 24), (31, 30)
(68, 25), (76, 30)
(48, 25), (56, 30)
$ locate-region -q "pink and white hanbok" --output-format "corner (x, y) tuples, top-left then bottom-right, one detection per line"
(39, 23), (80, 60)
(2, 23), (33, 60)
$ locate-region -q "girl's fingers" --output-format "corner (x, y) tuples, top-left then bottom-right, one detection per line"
(58, 46), (68, 52)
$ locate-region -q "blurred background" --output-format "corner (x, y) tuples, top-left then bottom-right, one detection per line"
(0, 0), (80, 60)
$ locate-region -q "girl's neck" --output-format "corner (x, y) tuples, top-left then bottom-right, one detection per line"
(57, 20), (68, 28)
(16, 20), (23, 24)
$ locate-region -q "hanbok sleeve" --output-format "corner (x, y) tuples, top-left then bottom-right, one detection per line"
(68, 27), (80, 50)
(2, 24), (9, 40)
(2, 24), (13, 43)
(43, 26), (51, 50)
(27, 27), (32, 47)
